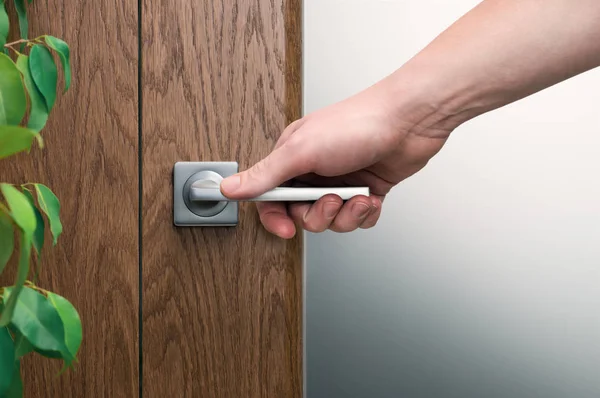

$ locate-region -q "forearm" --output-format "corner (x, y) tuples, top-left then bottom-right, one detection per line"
(384, 0), (600, 132)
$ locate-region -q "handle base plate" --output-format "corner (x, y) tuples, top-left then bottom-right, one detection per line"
(173, 161), (239, 227)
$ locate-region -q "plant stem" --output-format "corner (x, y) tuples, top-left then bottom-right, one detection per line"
(3, 37), (44, 51)
(25, 281), (49, 296)
(4, 38), (29, 47)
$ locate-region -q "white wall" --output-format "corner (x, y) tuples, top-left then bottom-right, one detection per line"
(303, 1), (600, 397)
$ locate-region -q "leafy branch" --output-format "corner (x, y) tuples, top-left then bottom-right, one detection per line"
(0, 0), (80, 396)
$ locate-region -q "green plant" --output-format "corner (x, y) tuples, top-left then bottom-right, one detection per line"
(0, 0), (80, 396)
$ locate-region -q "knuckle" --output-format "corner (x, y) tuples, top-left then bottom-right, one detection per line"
(372, 180), (394, 196)
(300, 209), (325, 233)
(283, 134), (304, 154)
(289, 204), (307, 223)
(360, 220), (377, 229)
(304, 219), (326, 233)
(330, 221), (355, 234)
(283, 135), (313, 170)
(360, 209), (381, 229)
(247, 159), (269, 181)
(284, 118), (306, 134)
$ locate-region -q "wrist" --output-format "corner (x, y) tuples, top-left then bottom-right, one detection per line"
(377, 0), (600, 136)
(377, 60), (487, 138)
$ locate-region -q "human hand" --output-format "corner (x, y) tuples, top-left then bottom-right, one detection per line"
(220, 82), (452, 239)
(218, 0), (600, 240)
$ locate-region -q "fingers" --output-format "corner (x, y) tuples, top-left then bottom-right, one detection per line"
(286, 194), (381, 234)
(329, 196), (375, 233)
(221, 141), (308, 200)
(256, 194), (383, 239)
(255, 202), (297, 239)
(359, 196), (383, 229)
(288, 194), (343, 233)
(221, 119), (307, 200)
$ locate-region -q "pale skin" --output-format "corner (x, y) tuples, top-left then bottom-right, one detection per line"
(221, 0), (600, 239)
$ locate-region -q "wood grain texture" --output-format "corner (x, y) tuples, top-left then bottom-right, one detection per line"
(141, 0), (303, 397)
(0, 0), (139, 396)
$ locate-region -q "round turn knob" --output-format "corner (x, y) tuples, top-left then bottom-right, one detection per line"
(182, 170), (228, 217)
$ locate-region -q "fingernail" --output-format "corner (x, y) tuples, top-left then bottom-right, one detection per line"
(323, 202), (339, 219)
(352, 202), (371, 218)
(221, 175), (241, 193)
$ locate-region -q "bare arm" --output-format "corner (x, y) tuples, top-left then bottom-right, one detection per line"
(386, 0), (600, 133)
(221, 0), (600, 238)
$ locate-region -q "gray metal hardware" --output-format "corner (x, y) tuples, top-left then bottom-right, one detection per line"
(174, 161), (370, 227)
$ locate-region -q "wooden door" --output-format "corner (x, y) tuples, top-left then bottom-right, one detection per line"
(141, 0), (303, 397)
(1, 0), (140, 396)
(1, 0), (302, 397)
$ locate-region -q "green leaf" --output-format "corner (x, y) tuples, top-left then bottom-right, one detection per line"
(16, 55), (48, 132)
(29, 45), (57, 112)
(0, 232), (30, 326)
(44, 36), (71, 92)
(0, 53), (27, 125)
(11, 328), (62, 359)
(33, 184), (61, 245)
(0, 184), (36, 234)
(5, 359), (22, 398)
(0, 326), (15, 395)
(13, 0), (27, 41)
(0, 185), (35, 326)
(34, 346), (62, 359)
(0, 125), (42, 159)
(22, 189), (44, 254)
(0, 1), (8, 50)
(36, 347), (62, 359)
(3, 287), (73, 366)
(13, 332), (33, 358)
(47, 292), (81, 358)
(0, 212), (13, 274)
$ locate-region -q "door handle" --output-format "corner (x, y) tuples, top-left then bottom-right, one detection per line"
(190, 184), (369, 202)
(173, 161), (370, 227)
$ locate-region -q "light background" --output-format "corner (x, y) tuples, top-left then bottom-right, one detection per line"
(303, 1), (600, 397)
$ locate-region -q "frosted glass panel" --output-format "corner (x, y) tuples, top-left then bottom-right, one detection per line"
(303, 1), (600, 397)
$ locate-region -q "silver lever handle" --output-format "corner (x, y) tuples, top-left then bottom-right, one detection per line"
(190, 182), (370, 202)
(174, 162), (369, 226)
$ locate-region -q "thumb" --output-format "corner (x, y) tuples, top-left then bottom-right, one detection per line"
(220, 144), (306, 199)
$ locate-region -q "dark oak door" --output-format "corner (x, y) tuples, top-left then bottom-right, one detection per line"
(141, 0), (303, 397)
(1, 0), (303, 397)
(1, 0), (140, 396)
